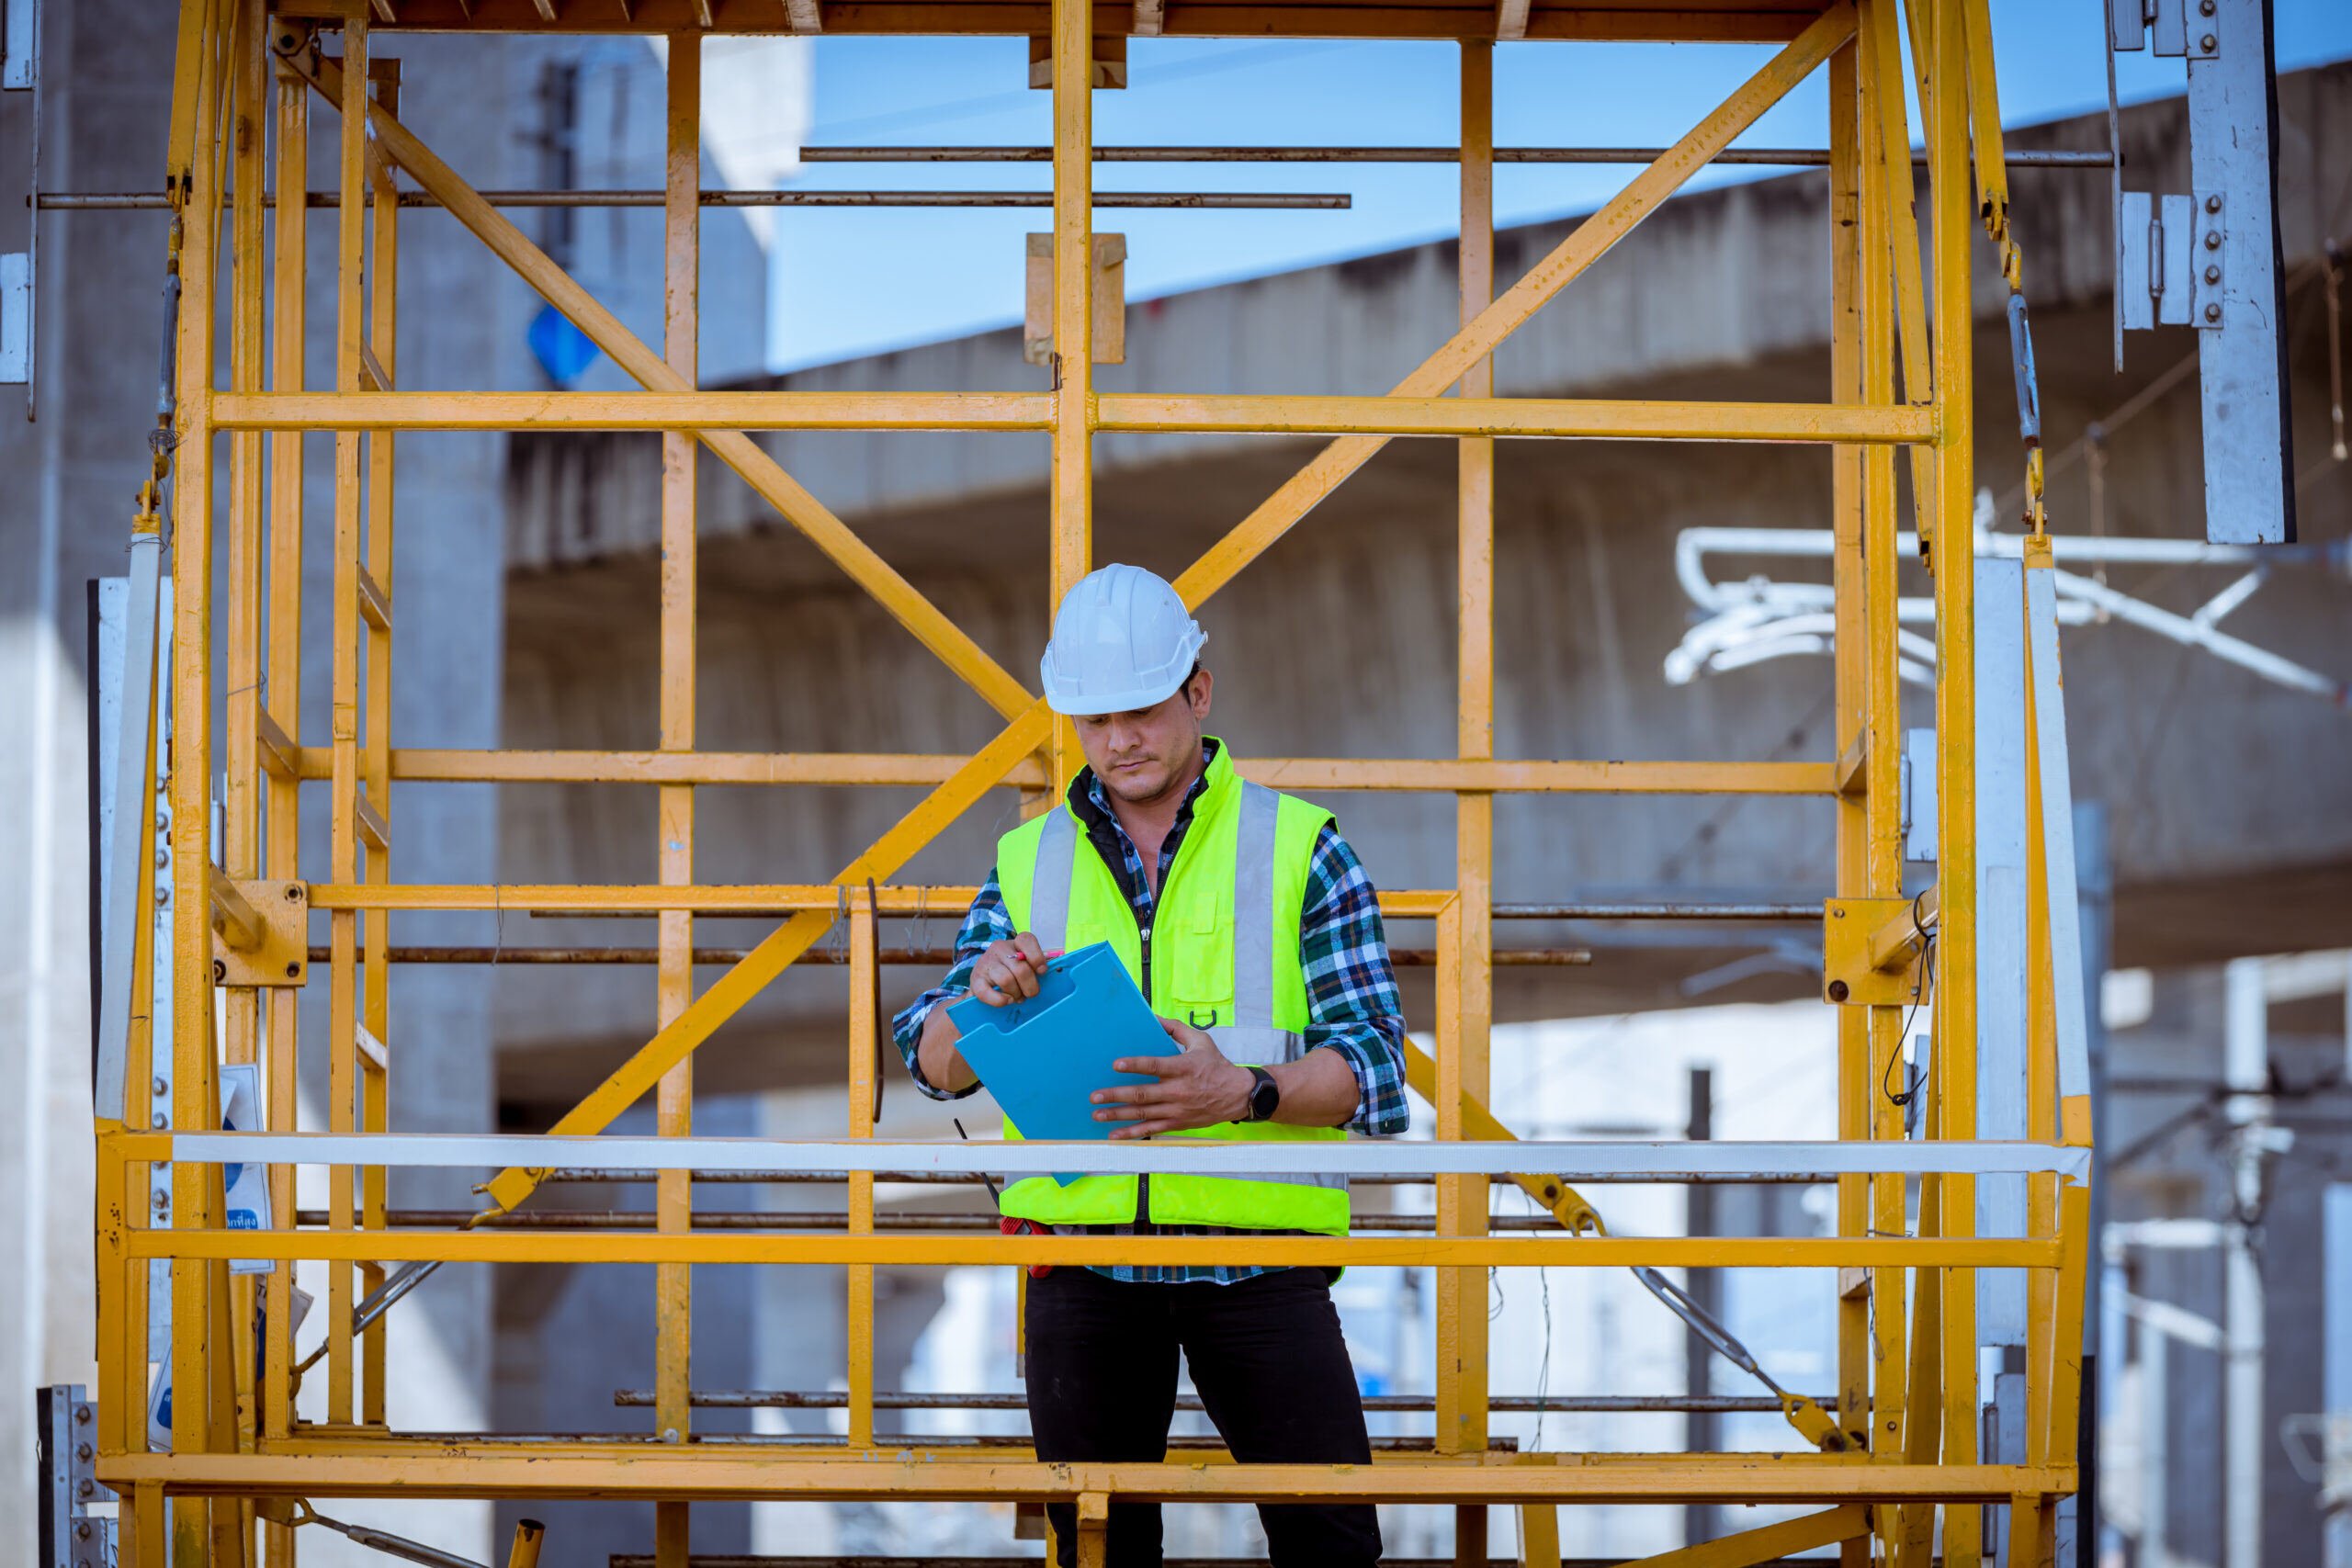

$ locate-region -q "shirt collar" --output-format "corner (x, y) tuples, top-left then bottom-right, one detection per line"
(1074, 738), (1221, 841)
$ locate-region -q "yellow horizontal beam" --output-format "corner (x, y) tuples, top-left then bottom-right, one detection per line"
(101, 1449), (2070, 1505)
(294, 747), (1055, 788)
(279, 750), (1827, 795)
(129, 1228), (2058, 1269)
(1097, 395), (1934, 444)
(296, 882), (1453, 919)
(1249, 759), (1838, 795)
(210, 390), (1056, 432)
(322, 1), (1819, 45)
(211, 391), (1933, 446)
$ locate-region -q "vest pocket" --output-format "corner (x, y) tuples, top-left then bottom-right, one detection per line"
(1170, 894), (1233, 1021)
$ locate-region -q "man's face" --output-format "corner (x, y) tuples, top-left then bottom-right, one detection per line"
(1073, 670), (1214, 806)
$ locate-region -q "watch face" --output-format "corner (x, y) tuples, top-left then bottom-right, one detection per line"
(1250, 1071), (1280, 1122)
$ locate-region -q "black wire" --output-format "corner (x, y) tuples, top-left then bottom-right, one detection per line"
(1879, 889), (1937, 1113)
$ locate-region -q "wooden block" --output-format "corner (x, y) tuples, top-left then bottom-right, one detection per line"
(1024, 232), (1127, 368)
(1028, 33), (1127, 89)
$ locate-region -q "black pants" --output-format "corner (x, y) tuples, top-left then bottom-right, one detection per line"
(1026, 1264), (1383, 1567)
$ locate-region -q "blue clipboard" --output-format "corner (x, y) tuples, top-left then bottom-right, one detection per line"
(947, 942), (1178, 1185)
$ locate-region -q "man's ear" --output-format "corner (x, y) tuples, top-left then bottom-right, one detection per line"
(1188, 667), (1214, 718)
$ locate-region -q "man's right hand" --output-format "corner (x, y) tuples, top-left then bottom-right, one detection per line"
(969, 933), (1049, 1007)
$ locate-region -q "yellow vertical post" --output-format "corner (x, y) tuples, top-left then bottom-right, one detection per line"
(221, 6), (268, 1536)
(1857, 8), (1915, 1561)
(1928, 0), (1981, 1562)
(324, 12), (369, 1429)
(167, 0), (229, 1557)
(1442, 39), (1497, 1568)
(1047, 0), (1094, 794)
(654, 32), (703, 1568)
(260, 50), (308, 1485)
(359, 55), (400, 1430)
(1826, 35), (1871, 1530)
(847, 894), (880, 1449)
(117, 762), (159, 1468)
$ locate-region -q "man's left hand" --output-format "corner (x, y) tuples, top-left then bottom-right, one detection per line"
(1092, 1017), (1257, 1139)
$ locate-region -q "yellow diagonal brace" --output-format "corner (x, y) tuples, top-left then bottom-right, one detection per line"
(1400, 1037), (1602, 1235)
(1173, 1), (1856, 610)
(1620, 1505), (1871, 1568)
(1860, 0), (1932, 406)
(473, 5), (1855, 1221)
(290, 50), (1035, 725)
(1959, 0), (2011, 251)
(477, 708), (1051, 1213)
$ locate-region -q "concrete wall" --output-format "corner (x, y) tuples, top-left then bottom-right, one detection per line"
(0, 13), (777, 1552)
(493, 65), (2352, 1099)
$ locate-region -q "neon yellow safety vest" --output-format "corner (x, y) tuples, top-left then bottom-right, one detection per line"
(992, 740), (1350, 1235)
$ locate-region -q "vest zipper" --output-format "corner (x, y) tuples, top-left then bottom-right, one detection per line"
(1136, 919), (1151, 1221)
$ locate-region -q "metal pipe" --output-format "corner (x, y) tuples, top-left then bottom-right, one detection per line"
(1487, 901), (1820, 920)
(608, 1389), (1803, 1414)
(796, 144), (2114, 169)
(304, 943), (1594, 967)
(291, 1208), (1579, 1232)
(40, 188), (1351, 211)
(534, 1168), (1827, 1187)
(2223, 958), (2272, 1568)
(603, 1560), (1828, 1568)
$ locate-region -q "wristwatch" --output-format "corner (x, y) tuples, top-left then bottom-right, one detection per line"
(1241, 1065), (1280, 1123)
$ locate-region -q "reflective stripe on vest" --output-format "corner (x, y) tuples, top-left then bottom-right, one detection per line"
(991, 749), (1348, 1235)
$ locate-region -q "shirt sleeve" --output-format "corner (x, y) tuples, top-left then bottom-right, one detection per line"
(1297, 821), (1411, 1135)
(889, 870), (1015, 1101)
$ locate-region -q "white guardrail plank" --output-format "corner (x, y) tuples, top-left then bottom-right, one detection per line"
(168, 1133), (2090, 1180)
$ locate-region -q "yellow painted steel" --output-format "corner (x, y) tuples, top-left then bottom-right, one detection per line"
(653, 36), (699, 1568)
(107, 1), (2092, 1559)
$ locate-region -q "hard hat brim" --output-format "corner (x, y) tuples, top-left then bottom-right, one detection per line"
(1041, 665), (1193, 717)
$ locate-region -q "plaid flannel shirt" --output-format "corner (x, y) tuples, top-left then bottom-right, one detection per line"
(890, 741), (1409, 1284)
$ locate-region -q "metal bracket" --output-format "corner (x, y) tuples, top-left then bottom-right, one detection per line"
(213, 877), (311, 987)
(2111, 0), (2294, 541)
(36, 1386), (118, 1568)
(1822, 897), (1924, 1007)
(1, 0), (36, 410)
(2120, 192), (2199, 330)
(1900, 727), (1937, 863)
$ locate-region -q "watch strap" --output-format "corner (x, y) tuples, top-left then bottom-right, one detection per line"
(1244, 1065), (1279, 1122)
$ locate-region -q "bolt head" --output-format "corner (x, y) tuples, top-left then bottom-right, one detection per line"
(2206, 194), (2223, 213)
(2201, 31), (2217, 49)
(76, 1521), (93, 1540)
(152, 1113), (167, 1130)
(74, 1405), (90, 1425)
(212, 959), (227, 984)
(153, 1077), (168, 1095)
(2206, 302), (2222, 321)
(1826, 979), (1851, 1003)
(77, 1479), (93, 1498)
(2206, 265), (2222, 283)
(2205, 230), (2222, 250)
(2199, 0), (2214, 11)
(77, 1441), (92, 1461)
(286, 961), (301, 978)
(285, 884), (303, 902)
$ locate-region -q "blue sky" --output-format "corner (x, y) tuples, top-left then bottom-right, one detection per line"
(766, 2), (2352, 370)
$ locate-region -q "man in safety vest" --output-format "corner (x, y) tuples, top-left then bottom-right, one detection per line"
(892, 562), (1408, 1567)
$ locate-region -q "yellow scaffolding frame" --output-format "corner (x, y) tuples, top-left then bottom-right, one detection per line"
(90, 0), (2098, 1564)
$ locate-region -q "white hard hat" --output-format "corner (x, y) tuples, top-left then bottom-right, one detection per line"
(1039, 564), (1207, 716)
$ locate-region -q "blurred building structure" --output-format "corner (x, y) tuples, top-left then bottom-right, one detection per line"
(1, 32), (2346, 1566)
